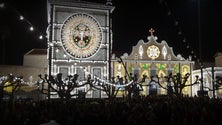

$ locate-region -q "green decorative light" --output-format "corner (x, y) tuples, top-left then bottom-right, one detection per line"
(159, 64), (166, 70)
(174, 64), (179, 73)
(155, 63), (166, 70)
(141, 63), (150, 70)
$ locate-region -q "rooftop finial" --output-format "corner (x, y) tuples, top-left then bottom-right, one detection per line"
(149, 28), (155, 36)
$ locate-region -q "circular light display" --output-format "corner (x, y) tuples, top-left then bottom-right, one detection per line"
(61, 13), (102, 58)
(147, 45), (160, 59)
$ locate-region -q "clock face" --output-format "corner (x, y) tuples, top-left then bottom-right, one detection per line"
(61, 13), (102, 58)
(147, 45), (160, 59)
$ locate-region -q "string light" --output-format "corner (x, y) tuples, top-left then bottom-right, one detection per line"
(29, 26), (34, 31)
(39, 35), (43, 39)
(3, 2), (46, 41)
(19, 15), (24, 20)
(162, 0), (200, 63)
(76, 65), (135, 87)
(63, 54), (67, 58)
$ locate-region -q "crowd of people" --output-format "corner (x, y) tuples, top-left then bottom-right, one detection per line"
(1, 95), (222, 125)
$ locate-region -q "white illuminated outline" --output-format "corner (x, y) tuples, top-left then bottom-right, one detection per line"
(61, 13), (103, 59)
(139, 45), (144, 59)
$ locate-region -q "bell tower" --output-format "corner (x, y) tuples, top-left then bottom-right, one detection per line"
(47, 0), (114, 82)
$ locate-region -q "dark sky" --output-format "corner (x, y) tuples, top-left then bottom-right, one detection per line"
(0, 0), (221, 65)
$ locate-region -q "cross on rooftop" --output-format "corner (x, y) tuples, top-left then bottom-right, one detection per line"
(149, 28), (155, 36)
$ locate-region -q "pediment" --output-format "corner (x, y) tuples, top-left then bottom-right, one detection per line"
(125, 34), (185, 61)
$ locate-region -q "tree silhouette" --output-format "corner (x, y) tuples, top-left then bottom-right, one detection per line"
(152, 73), (199, 97)
(125, 73), (146, 99)
(87, 75), (123, 100)
(202, 76), (222, 97)
(203, 76), (222, 90)
(87, 73), (147, 100)
(215, 76), (222, 89)
(37, 73), (90, 100)
(0, 74), (25, 110)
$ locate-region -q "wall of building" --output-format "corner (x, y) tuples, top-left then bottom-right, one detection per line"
(215, 52), (222, 67)
(23, 54), (47, 68)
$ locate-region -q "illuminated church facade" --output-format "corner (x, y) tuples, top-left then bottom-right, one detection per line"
(111, 29), (194, 96)
(46, 0), (195, 98)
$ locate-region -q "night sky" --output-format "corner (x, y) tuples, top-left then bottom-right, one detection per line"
(0, 0), (221, 65)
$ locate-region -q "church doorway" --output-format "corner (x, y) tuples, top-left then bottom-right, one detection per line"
(149, 82), (158, 95)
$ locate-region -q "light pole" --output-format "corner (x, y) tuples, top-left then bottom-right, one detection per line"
(198, 0), (202, 61)
(212, 67), (215, 98)
(197, 0), (205, 96)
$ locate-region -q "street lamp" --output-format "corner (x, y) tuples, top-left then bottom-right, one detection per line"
(197, 0), (206, 97)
